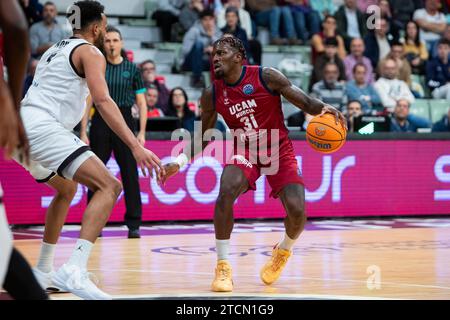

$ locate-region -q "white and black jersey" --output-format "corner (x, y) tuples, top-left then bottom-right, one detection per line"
(15, 37), (97, 182)
(21, 38), (96, 130)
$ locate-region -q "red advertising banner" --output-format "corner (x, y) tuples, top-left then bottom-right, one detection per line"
(1, 140), (449, 225)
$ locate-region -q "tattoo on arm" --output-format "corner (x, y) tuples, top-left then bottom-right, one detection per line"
(262, 67), (325, 115)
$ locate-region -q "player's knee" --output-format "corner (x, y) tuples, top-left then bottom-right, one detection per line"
(94, 176), (122, 199)
(218, 179), (245, 202)
(109, 178), (123, 199)
(285, 199), (307, 222)
(60, 182), (78, 200)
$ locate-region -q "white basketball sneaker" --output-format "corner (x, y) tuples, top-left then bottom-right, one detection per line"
(52, 264), (112, 300)
(33, 268), (67, 293)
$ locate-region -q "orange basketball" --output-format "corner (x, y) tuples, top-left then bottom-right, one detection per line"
(306, 113), (347, 153)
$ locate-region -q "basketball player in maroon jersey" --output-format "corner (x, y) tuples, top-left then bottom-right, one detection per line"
(163, 36), (345, 292)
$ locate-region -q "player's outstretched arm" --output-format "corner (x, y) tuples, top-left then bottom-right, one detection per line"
(0, 78), (19, 159)
(261, 67), (346, 126)
(78, 46), (164, 179)
(0, 0), (29, 109)
(161, 86), (218, 184)
(0, 0), (31, 163)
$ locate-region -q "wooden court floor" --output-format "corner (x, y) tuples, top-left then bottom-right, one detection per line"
(13, 226), (450, 300)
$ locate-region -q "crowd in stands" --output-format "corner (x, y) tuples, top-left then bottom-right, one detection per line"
(0, 0), (448, 134)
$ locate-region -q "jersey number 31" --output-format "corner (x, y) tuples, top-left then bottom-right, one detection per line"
(240, 114), (259, 131)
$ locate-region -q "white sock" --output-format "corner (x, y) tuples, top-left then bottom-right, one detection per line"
(278, 233), (297, 251)
(216, 239), (230, 261)
(67, 239), (93, 270)
(36, 242), (56, 273)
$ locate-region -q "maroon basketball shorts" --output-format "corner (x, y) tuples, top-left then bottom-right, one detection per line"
(225, 137), (304, 198)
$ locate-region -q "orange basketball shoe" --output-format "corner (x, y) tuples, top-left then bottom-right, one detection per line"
(260, 245), (292, 285)
(211, 260), (233, 292)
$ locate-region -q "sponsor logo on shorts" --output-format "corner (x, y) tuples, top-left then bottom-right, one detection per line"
(242, 84), (254, 95)
(231, 155), (253, 168)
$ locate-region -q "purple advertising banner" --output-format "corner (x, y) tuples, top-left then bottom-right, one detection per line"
(1, 140), (449, 225)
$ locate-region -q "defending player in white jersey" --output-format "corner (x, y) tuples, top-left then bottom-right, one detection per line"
(14, 0), (165, 300)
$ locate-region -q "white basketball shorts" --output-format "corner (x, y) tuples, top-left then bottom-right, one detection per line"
(14, 107), (94, 183)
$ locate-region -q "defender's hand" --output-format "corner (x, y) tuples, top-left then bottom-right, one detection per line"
(320, 104), (347, 131)
(161, 162), (180, 186)
(132, 145), (165, 182)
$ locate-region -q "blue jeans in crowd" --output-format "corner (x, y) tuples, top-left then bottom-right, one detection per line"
(292, 9), (321, 42)
(254, 6), (296, 39)
(183, 41), (211, 79)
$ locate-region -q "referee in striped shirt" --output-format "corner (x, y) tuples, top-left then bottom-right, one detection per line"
(81, 26), (147, 239)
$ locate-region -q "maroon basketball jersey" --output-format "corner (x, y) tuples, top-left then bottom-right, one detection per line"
(213, 65), (289, 141)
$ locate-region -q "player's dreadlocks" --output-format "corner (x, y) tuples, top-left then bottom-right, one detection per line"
(213, 36), (247, 61)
